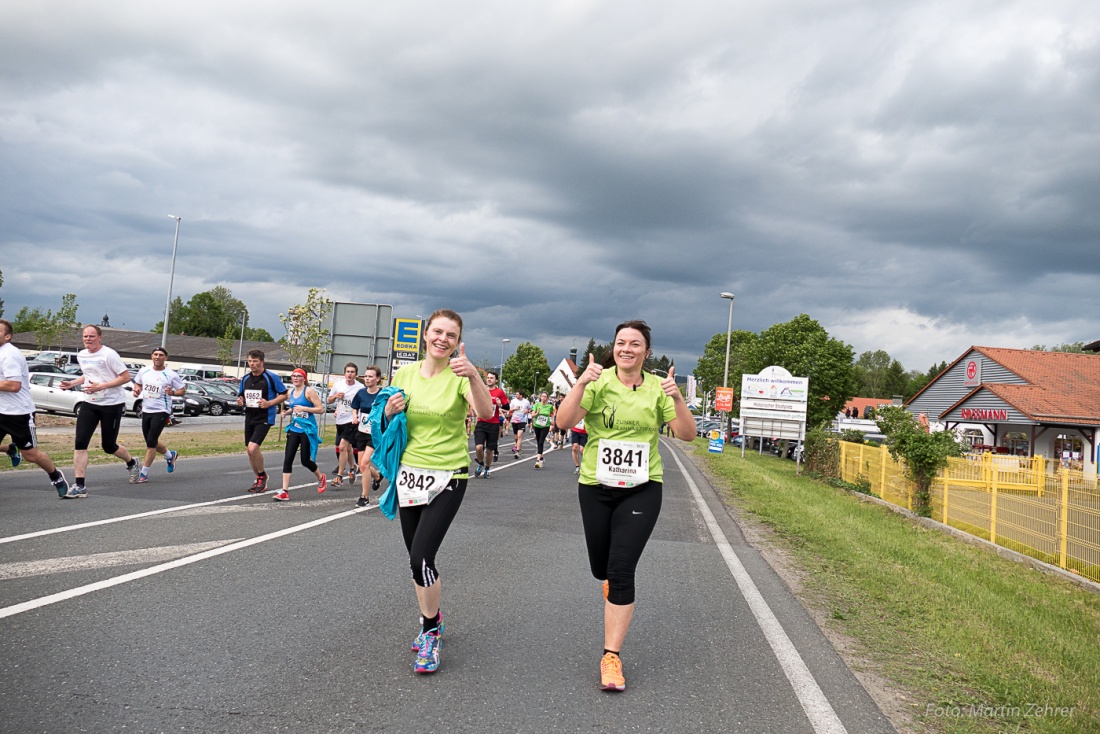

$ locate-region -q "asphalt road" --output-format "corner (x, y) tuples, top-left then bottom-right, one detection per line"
(0, 436), (895, 733)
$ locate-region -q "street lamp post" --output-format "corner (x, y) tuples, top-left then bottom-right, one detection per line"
(500, 338), (511, 373)
(720, 292), (735, 446)
(533, 372), (540, 396)
(235, 311), (247, 376)
(161, 215), (182, 349)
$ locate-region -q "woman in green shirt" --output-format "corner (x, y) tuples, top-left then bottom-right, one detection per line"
(556, 320), (696, 692)
(530, 391), (555, 468)
(383, 309), (493, 674)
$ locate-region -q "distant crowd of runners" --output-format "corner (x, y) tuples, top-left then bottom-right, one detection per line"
(1, 313), (695, 690)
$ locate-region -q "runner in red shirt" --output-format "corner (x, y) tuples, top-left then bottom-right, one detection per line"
(472, 370), (509, 478)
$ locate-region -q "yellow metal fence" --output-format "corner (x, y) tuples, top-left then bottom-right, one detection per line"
(838, 442), (1100, 583)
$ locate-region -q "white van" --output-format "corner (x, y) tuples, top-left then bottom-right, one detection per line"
(29, 351), (81, 368)
(178, 365), (227, 381)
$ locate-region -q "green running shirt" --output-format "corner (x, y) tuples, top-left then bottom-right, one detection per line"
(391, 362), (472, 471)
(578, 368), (677, 486)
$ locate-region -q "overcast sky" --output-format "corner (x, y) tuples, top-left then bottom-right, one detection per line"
(2, 0), (1097, 375)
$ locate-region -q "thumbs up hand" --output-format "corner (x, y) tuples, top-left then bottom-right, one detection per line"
(660, 365), (681, 398)
(449, 343), (478, 378)
(578, 352), (603, 386)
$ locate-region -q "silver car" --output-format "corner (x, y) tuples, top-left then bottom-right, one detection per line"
(28, 374), (180, 417)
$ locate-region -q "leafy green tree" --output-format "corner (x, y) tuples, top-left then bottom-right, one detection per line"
(876, 405), (962, 517)
(152, 287), (253, 339)
(34, 294), (79, 351)
(882, 359), (909, 398)
(216, 325), (237, 367)
(502, 341), (551, 396)
(853, 350), (892, 397)
(692, 329), (757, 407)
(1030, 342), (1086, 353)
(749, 314), (856, 428)
(12, 306), (48, 335)
(279, 288), (333, 370)
(246, 327), (274, 342)
(582, 337), (609, 366)
(645, 353), (672, 375)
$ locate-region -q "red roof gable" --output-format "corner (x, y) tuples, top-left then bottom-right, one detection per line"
(945, 347), (1100, 426)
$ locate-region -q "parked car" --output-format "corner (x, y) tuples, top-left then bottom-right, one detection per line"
(179, 365), (226, 381)
(696, 419), (721, 437)
(184, 381), (243, 416)
(28, 351), (80, 369)
(28, 373), (87, 416)
(28, 373), (181, 417)
(28, 363), (68, 374)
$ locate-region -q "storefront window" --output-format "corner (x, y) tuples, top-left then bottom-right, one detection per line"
(1001, 432), (1029, 456)
(962, 429), (985, 450)
(1054, 434), (1084, 470)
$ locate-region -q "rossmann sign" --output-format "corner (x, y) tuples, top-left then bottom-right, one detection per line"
(959, 408), (1008, 421)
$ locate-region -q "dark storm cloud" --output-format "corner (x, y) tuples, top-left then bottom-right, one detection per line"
(2, 0), (1098, 373)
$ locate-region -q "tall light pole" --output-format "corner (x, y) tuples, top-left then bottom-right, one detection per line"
(500, 338), (510, 372)
(720, 292), (736, 444)
(161, 215), (182, 349)
(235, 311), (247, 376)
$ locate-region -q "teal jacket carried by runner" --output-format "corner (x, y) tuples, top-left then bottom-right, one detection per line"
(368, 386), (407, 520)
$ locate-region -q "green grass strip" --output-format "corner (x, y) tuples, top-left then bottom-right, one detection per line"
(695, 441), (1100, 734)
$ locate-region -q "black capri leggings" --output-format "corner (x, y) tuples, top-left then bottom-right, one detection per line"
(533, 425), (550, 455)
(282, 431), (318, 474)
(398, 478), (467, 588)
(74, 402), (125, 453)
(578, 481), (662, 606)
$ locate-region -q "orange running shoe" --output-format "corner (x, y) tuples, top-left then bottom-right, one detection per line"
(600, 652), (626, 691)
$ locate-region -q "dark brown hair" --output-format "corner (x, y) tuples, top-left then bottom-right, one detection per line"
(600, 320), (652, 368)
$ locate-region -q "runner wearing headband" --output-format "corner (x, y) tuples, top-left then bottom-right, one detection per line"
(274, 368), (326, 501)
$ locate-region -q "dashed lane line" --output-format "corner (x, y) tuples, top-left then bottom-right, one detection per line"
(0, 482), (319, 546)
(0, 504), (374, 620)
(0, 540), (244, 580)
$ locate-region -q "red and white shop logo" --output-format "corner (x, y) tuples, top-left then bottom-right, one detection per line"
(960, 408), (1007, 421)
(966, 361), (978, 380)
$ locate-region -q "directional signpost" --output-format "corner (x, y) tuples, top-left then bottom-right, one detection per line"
(739, 366), (809, 467)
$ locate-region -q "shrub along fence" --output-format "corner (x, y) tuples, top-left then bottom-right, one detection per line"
(839, 441), (1100, 583)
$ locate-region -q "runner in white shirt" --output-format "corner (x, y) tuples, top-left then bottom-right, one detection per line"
(132, 347), (186, 483)
(59, 325), (141, 496)
(0, 319), (71, 497)
(509, 391), (531, 457)
(327, 362), (364, 487)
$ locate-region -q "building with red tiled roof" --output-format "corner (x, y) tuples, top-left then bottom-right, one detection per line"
(841, 397), (896, 419)
(907, 346), (1100, 475)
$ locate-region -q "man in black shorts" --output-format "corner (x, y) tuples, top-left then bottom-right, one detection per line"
(472, 370), (509, 478)
(235, 349), (288, 492)
(0, 319), (71, 497)
(60, 324), (141, 495)
(327, 362), (364, 487)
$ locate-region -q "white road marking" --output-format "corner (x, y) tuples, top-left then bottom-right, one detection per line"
(0, 540), (243, 580)
(0, 482), (318, 545)
(0, 504), (374, 620)
(665, 442), (848, 734)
